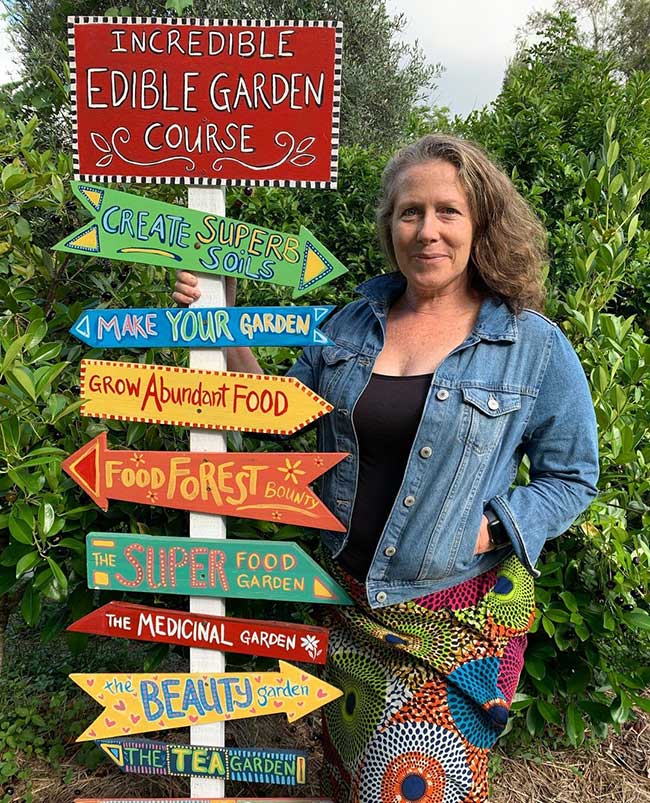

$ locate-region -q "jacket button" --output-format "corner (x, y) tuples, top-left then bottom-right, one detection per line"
(436, 389), (449, 400)
(376, 591), (387, 603)
(419, 446), (432, 458)
(488, 396), (500, 410)
(384, 546), (396, 557)
(403, 495), (416, 507)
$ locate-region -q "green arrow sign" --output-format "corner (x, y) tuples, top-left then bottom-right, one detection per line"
(86, 533), (352, 605)
(54, 182), (348, 298)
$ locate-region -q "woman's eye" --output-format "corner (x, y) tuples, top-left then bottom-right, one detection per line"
(440, 207), (459, 215)
(401, 207), (419, 217)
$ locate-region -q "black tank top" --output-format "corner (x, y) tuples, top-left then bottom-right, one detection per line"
(337, 372), (433, 581)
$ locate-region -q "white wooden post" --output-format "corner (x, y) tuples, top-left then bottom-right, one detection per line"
(187, 185), (227, 799)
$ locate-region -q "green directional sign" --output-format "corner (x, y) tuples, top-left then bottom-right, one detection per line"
(54, 182), (348, 298)
(86, 533), (352, 605)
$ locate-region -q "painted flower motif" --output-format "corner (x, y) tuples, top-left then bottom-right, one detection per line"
(300, 635), (321, 659)
(277, 458), (306, 485)
(272, 511), (283, 520)
(314, 456), (324, 467)
(130, 453), (145, 466)
(146, 491), (158, 503)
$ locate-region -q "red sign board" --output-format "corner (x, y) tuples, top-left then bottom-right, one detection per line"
(69, 17), (342, 187)
(68, 602), (328, 664)
(62, 433), (346, 531)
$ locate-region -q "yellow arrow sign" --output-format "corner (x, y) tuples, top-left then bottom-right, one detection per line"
(79, 359), (332, 435)
(70, 662), (342, 741)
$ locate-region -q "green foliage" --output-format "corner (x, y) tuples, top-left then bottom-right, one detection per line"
(611, 0), (650, 73)
(459, 16), (650, 747)
(0, 611), (191, 795)
(0, 105), (191, 641)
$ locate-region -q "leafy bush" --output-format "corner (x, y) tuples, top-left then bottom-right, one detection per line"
(454, 15), (650, 745)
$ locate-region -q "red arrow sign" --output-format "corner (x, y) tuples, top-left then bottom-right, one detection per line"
(62, 434), (346, 531)
(68, 602), (328, 664)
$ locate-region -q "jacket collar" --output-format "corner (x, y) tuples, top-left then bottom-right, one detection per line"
(355, 272), (518, 343)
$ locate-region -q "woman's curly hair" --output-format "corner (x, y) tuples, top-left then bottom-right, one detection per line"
(376, 134), (547, 314)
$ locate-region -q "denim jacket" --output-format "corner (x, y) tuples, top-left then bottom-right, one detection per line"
(288, 273), (599, 608)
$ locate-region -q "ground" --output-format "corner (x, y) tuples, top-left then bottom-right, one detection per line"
(12, 706), (650, 803)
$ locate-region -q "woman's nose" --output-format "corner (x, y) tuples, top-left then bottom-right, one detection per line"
(417, 211), (440, 242)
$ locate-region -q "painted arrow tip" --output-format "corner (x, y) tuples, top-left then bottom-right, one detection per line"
(279, 660), (343, 720)
(96, 740), (124, 766)
(293, 228), (348, 298)
(62, 433), (109, 510)
(71, 313), (92, 344)
(312, 329), (331, 345)
(313, 306), (334, 322)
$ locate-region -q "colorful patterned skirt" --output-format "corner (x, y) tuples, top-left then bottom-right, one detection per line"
(320, 555), (536, 803)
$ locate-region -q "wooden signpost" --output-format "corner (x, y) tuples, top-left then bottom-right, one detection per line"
(63, 433), (346, 531)
(69, 18), (342, 187)
(64, 15), (346, 797)
(55, 183), (348, 297)
(68, 602), (329, 664)
(69, 305), (334, 348)
(85, 533), (352, 605)
(95, 738), (307, 784)
(79, 359), (332, 435)
(71, 661), (343, 740)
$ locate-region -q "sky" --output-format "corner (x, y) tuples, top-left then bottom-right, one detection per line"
(0, 1), (557, 116)
(385, 0), (556, 116)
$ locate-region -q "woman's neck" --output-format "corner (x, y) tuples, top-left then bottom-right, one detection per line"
(397, 282), (483, 319)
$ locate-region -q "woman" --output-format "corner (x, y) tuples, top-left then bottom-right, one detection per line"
(174, 134), (599, 803)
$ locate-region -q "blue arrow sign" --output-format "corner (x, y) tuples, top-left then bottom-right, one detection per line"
(95, 737), (307, 784)
(70, 306), (334, 349)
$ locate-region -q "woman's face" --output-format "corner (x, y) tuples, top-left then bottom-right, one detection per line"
(390, 160), (474, 298)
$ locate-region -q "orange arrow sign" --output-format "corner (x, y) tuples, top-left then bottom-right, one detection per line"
(70, 662), (342, 741)
(79, 360), (332, 435)
(62, 434), (346, 531)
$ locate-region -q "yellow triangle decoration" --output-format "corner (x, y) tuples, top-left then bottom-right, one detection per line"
(304, 247), (326, 283)
(79, 185), (104, 211)
(66, 225), (100, 253)
(312, 577), (335, 600)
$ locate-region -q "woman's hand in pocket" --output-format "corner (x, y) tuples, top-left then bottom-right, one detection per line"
(474, 515), (493, 555)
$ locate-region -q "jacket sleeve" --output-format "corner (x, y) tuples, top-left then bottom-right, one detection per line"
(489, 325), (599, 576)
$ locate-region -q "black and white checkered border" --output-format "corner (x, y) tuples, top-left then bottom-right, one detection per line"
(67, 16), (343, 189)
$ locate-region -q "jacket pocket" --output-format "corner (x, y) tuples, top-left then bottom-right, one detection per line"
(458, 387), (522, 455)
